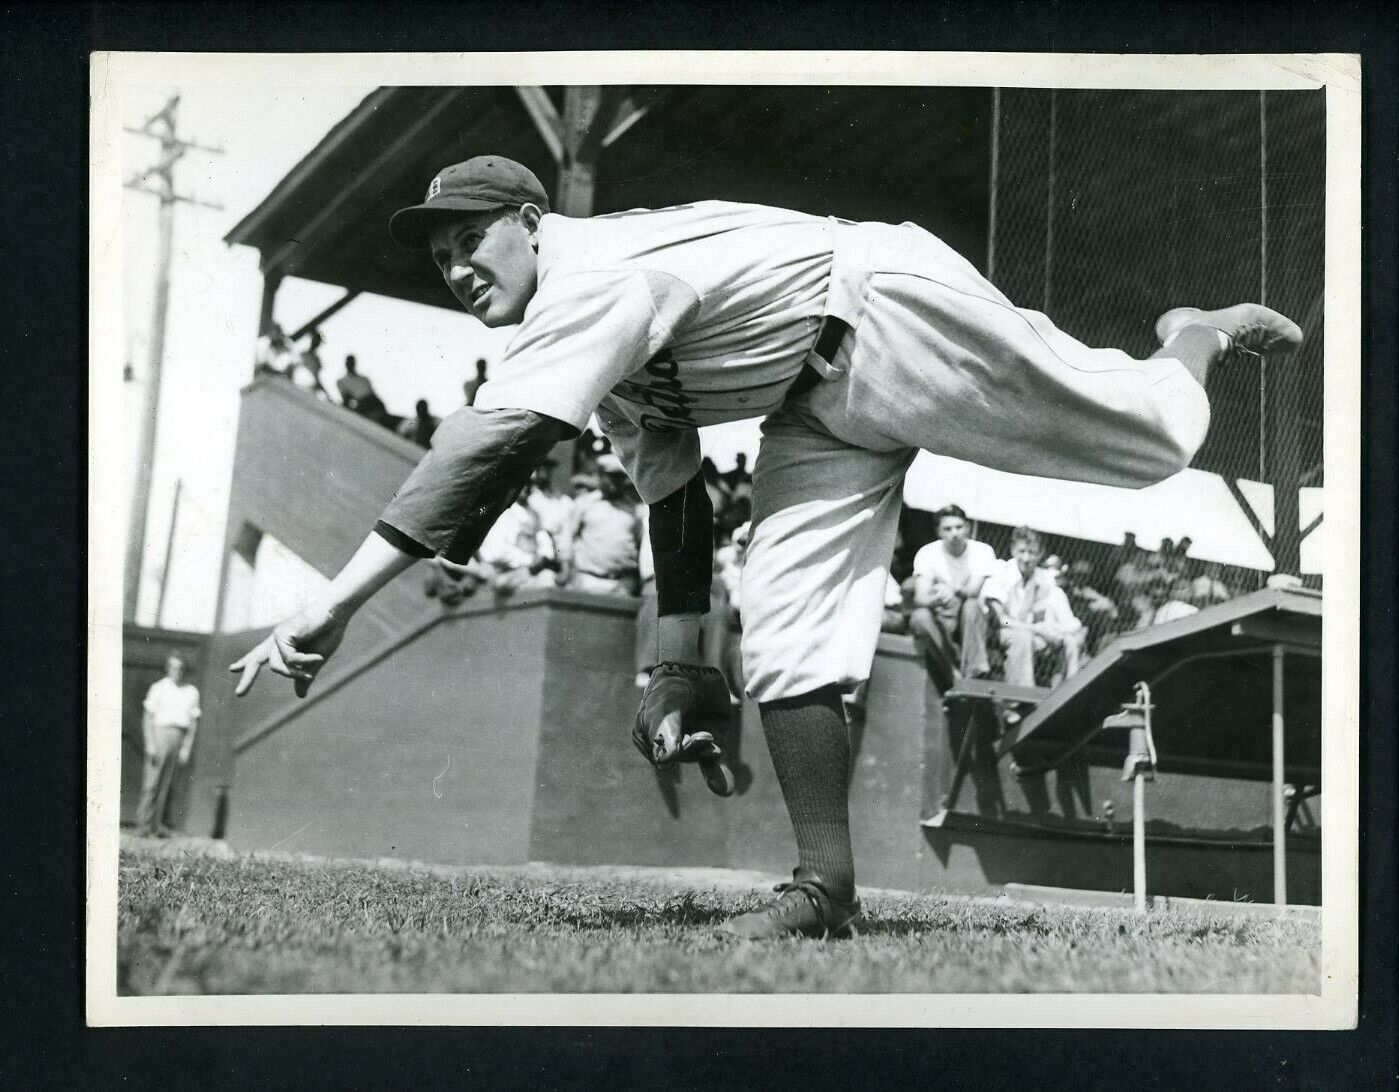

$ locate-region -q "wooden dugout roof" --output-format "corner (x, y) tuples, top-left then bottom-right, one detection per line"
(224, 84), (994, 311)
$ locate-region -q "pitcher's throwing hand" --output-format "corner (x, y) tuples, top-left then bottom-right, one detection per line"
(229, 606), (347, 699)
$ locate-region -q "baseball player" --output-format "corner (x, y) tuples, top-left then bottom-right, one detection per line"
(230, 155), (1303, 939)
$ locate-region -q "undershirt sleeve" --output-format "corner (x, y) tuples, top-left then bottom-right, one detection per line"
(375, 406), (577, 565)
(648, 470), (714, 616)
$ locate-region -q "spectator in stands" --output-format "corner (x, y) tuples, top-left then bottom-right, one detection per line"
(475, 486), (558, 595)
(990, 526), (1085, 688)
(1060, 558), (1120, 657)
(253, 323), (295, 378)
(711, 520), (749, 700)
(907, 504), (999, 691)
(568, 470), (598, 498)
(1144, 576), (1200, 626)
(525, 456), (570, 542)
(336, 354), (387, 422)
(398, 399), (440, 448)
(1190, 561), (1233, 608)
(136, 653), (200, 838)
(290, 330), (332, 399)
(700, 456), (732, 515)
(881, 572), (912, 635)
(463, 358), (489, 407)
(557, 453), (642, 596)
(423, 554), (488, 607)
(721, 453), (753, 501)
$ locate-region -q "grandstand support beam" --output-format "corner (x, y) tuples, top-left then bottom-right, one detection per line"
(1271, 644), (1287, 906)
(556, 85), (619, 218)
(289, 289), (361, 342)
(257, 269), (283, 337)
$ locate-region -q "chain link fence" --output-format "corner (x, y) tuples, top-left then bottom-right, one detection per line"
(896, 88), (1325, 648)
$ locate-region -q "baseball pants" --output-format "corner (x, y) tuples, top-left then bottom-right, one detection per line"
(741, 223), (1210, 702)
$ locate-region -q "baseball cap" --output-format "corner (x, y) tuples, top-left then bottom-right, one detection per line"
(389, 156), (551, 249)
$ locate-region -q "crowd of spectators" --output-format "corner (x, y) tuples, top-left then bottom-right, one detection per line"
(882, 511), (1251, 692)
(254, 324), (446, 446)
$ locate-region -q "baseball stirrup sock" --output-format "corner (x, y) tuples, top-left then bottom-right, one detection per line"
(758, 686), (856, 903)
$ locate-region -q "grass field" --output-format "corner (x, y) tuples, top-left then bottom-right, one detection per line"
(117, 838), (1319, 995)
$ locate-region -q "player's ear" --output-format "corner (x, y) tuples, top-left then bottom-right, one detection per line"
(519, 203), (543, 235)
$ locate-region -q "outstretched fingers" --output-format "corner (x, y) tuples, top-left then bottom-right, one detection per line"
(228, 645), (267, 697)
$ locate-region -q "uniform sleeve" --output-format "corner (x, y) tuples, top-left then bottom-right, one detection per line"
(376, 406), (575, 565)
(473, 268), (700, 431)
(594, 394), (702, 505)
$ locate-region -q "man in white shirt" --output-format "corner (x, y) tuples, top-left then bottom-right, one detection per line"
(137, 653), (201, 837)
(907, 504), (999, 689)
(989, 527), (1086, 688)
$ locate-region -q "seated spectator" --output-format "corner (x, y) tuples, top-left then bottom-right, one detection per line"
(907, 504), (999, 691)
(710, 521), (749, 700)
(423, 554), (489, 608)
(476, 488), (558, 595)
(253, 323), (295, 377)
(557, 453), (642, 596)
(1145, 576), (1201, 626)
(1190, 561), (1233, 608)
(397, 399), (439, 447)
(989, 526), (1086, 688)
(289, 330), (331, 399)
(336, 354), (387, 421)
(1060, 558), (1120, 657)
(463, 358), (488, 407)
(525, 456), (570, 541)
(881, 572), (912, 635)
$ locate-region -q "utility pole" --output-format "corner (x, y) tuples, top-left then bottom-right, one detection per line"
(122, 95), (222, 623)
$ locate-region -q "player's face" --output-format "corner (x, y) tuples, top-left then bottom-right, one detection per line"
(429, 207), (540, 327)
(937, 515), (968, 552)
(166, 656), (186, 682)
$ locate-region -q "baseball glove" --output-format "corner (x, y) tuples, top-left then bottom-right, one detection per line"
(633, 661), (736, 796)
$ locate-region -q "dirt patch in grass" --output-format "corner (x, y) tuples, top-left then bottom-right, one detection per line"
(116, 838), (1320, 995)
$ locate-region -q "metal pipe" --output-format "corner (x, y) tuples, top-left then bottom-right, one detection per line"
(1272, 643), (1288, 905)
(1133, 771), (1147, 913)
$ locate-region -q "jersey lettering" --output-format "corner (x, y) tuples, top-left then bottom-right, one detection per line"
(617, 349), (700, 433)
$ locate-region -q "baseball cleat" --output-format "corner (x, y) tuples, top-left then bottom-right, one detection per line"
(1155, 303), (1304, 357)
(715, 869), (865, 939)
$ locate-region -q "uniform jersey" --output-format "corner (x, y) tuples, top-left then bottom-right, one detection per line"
(474, 201), (833, 502)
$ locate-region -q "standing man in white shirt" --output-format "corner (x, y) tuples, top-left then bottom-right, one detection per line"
(907, 504), (1000, 690)
(136, 653), (201, 838)
(989, 527), (1086, 688)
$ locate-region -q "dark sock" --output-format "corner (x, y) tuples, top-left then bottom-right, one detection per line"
(759, 686), (856, 902)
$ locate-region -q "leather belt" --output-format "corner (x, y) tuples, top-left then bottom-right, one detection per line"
(787, 315), (851, 400)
